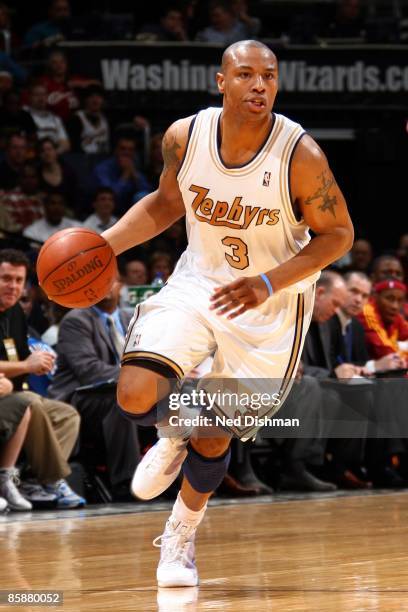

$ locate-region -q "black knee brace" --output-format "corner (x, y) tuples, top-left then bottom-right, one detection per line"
(183, 444), (231, 493)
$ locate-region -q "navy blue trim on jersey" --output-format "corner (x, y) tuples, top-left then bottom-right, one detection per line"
(216, 112), (275, 170)
(287, 131), (307, 223)
(176, 115), (197, 178)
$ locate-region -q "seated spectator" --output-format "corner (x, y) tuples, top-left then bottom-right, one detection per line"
(371, 254), (404, 284)
(68, 85), (110, 154)
(23, 191), (81, 244)
(332, 271), (405, 373)
(0, 162), (45, 233)
(37, 49), (100, 122)
(120, 258), (148, 310)
(0, 133), (27, 190)
(38, 138), (78, 211)
(0, 202), (16, 235)
(181, 0), (201, 39)
(302, 270), (374, 489)
(24, 83), (70, 155)
(83, 187), (117, 234)
(330, 271), (408, 487)
(48, 275), (141, 497)
(358, 279), (408, 361)
(347, 239), (373, 273)
(0, 248), (85, 508)
(19, 283), (49, 338)
(136, 6), (188, 41)
(148, 251), (174, 283)
(303, 271), (348, 378)
(0, 91), (36, 150)
(0, 375), (32, 511)
(230, 0), (261, 37)
(19, 287), (57, 395)
(195, 0), (250, 44)
(41, 302), (69, 347)
(123, 259), (148, 286)
(23, 0), (71, 50)
(93, 136), (151, 214)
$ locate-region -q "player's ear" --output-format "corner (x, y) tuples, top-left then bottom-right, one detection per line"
(216, 72), (225, 94)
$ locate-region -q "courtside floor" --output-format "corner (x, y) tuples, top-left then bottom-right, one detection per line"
(1, 491), (408, 611)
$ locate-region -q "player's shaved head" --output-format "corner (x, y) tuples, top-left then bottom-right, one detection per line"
(221, 40), (276, 73)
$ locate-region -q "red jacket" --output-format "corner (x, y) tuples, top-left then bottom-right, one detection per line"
(358, 299), (408, 359)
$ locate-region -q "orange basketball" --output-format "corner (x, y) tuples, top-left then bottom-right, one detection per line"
(36, 228), (117, 308)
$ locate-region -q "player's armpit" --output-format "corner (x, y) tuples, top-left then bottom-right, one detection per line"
(290, 134), (354, 247)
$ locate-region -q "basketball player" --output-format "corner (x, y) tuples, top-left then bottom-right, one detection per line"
(102, 40), (354, 587)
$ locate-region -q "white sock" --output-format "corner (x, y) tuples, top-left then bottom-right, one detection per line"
(0, 467), (13, 480)
(170, 492), (207, 528)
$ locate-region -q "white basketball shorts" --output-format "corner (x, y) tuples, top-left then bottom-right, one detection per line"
(122, 265), (315, 438)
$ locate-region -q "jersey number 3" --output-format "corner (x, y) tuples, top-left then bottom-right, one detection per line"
(221, 237), (249, 270)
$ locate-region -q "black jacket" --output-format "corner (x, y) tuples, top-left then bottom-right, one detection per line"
(48, 307), (132, 402)
(0, 302), (30, 390)
(302, 315), (369, 379)
(328, 314), (369, 367)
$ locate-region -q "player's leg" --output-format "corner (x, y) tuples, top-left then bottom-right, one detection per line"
(117, 364), (191, 500)
(118, 283), (214, 425)
(118, 289), (215, 500)
(117, 365), (171, 421)
(156, 436), (232, 587)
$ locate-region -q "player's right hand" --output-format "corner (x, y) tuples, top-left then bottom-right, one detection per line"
(210, 275), (270, 319)
(25, 352), (55, 375)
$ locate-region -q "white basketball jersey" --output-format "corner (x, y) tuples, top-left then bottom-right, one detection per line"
(177, 107), (320, 292)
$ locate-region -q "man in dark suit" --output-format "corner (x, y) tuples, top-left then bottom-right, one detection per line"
(331, 271), (407, 487)
(330, 271), (404, 372)
(263, 270), (348, 492)
(48, 276), (141, 496)
(302, 270), (375, 488)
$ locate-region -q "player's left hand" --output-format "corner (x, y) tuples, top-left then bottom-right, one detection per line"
(210, 275), (270, 319)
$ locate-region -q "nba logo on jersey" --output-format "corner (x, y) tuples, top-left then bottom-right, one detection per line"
(263, 171), (271, 187)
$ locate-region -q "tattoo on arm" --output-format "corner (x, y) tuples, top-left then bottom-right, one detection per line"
(162, 131), (181, 177)
(304, 171), (338, 217)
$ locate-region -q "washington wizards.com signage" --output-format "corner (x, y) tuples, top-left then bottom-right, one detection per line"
(62, 42), (408, 112)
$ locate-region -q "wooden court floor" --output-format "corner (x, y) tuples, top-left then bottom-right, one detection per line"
(2, 492), (408, 611)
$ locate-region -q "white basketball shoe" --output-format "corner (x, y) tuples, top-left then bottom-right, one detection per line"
(131, 437), (188, 500)
(154, 517), (198, 587)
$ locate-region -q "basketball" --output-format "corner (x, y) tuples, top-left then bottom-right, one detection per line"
(36, 228), (117, 308)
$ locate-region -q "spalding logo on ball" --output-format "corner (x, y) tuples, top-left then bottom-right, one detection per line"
(36, 228), (117, 308)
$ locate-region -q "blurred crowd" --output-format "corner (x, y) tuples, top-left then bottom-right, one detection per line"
(0, 0), (407, 513)
(1, 0), (407, 59)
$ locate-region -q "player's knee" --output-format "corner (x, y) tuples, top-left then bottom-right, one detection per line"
(117, 366), (159, 415)
(190, 436), (231, 458)
(117, 382), (152, 415)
